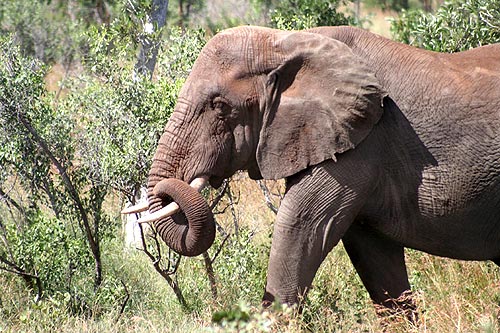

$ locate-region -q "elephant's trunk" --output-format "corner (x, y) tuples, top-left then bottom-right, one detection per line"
(144, 109), (216, 256)
(150, 178), (215, 257)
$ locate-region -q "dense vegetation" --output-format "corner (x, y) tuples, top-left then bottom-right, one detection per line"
(0, 0), (499, 332)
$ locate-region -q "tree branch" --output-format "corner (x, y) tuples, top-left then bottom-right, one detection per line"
(0, 254), (42, 302)
(257, 180), (279, 215)
(16, 111), (102, 288)
(137, 222), (187, 309)
(202, 251), (217, 300)
(0, 187), (24, 214)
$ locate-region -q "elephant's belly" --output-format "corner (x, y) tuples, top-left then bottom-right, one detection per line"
(372, 183), (500, 260)
(391, 197), (500, 260)
(399, 215), (500, 260)
(399, 167), (500, 260)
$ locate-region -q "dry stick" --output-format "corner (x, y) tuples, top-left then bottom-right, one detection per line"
(225, 183), (240, 236)
(138, 221), (188, 309)
(201, 233), (231, 302)
(202, 251), (218, 300)
(0, 218), (13, 259)
(0, 177), (25, 225)
(210, 179), (231, 236)
(257, 180), (279, 215)
(115, 279), (130, 323)
(210, 234), (230, 264)
(0, 187), (23, 214)
(200, 179), (233, 300)
(0, 254), (42, 302)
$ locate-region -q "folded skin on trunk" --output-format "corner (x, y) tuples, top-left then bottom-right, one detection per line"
(151, 178), (215, 257)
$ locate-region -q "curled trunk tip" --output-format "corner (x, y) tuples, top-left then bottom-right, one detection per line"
(152, 178), (215, 256)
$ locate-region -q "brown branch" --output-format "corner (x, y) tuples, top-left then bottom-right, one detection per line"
(115, 280), (130, 322)
(0, 187), (24, 214)
(257, 180), (279, 215)
(226, 183), (239, 236)
(202, 234), (230, 301)
(209, 179), (229, 211)
(0, 254), (42, 302)
(210, 234), (230, 264)
(138, 221), (187, 309)
(202, 251), (217, 300)
(16, 112), (102, 288)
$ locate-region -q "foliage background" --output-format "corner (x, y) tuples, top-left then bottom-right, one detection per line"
(0, 0), (499, 332)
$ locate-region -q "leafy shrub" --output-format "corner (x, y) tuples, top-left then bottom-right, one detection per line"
(391, 0), (500, 52)
(5, 211), (92, 295)
(252, 0), (354, 30)
(61, 26), (206, 198)
(0, 0), (92, 64)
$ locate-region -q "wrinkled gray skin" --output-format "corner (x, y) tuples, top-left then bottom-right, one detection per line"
(145, 26), (500, 312)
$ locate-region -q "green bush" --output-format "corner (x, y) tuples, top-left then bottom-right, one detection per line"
(391, 0), (500, 52)
(61, 26), (206, 197)
(252, 0), (354, 30)
(5, 211), (92, 295)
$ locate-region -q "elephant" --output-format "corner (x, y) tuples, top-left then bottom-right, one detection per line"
(123, 25), (500, 315)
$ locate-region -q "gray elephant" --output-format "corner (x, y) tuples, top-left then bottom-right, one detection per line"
(123, 26), (500, 314)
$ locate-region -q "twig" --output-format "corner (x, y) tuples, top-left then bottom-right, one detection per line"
(137, 219), (187, 309)
(226, 183), (239, 236)
(202, 251), (217, 300)
(210, 234), (230, 264)
(209, 179), (229, 210)
(0, 185), (24, 214)
(0, 255), (42, 302)
(209, 180), (230, 236)
(115, 280), (130, 322)
(257, 180), (279, 215)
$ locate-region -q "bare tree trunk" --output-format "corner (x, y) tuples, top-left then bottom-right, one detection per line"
(95, 0), (110, 25)
(423, 0), (432, 12)
(135, 0), (169, 79)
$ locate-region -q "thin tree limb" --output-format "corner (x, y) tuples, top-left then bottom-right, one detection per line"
(0, 254), (42, 302)
(257, 180), (279, 215)
(115, 280), (130, 322)
(202, 251), (217, 300)
(0, 187), (24, 214)
(16, 111), (102, 288)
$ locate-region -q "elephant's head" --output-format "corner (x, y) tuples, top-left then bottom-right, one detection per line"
(126, 26), (385, 257)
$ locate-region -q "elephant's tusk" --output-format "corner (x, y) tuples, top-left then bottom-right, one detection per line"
(189, 176), (209, 192)
(137, 201), (180, 223)
(121, 201), (149, 214)
(136, 176), (209, 224)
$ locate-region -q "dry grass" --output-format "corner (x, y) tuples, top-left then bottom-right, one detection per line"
(1, 173), (499, 332)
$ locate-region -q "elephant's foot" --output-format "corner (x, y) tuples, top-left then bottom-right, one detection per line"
(374, 290), (418, 328)
(261, 291), (274, 308)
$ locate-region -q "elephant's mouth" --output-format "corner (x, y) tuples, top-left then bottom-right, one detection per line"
(122, 176), (216, 257)
(128, 176), (209, 224)
(208, 175), (225, 189)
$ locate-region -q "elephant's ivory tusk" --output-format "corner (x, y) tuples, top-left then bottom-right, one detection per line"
(136, 176), (209, 224)
(121, 201), (149, 214)
(137, 201), (179, 223)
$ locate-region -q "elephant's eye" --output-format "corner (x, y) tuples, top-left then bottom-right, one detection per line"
(211, 97), (231, 118)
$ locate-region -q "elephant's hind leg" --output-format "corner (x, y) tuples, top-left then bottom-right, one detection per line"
(342, 222), (416, 319)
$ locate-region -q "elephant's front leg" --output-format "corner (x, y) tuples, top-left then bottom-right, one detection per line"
(263, 160), (375, 306)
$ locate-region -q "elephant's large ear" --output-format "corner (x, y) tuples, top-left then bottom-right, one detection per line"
(256, 31), (386, 180)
